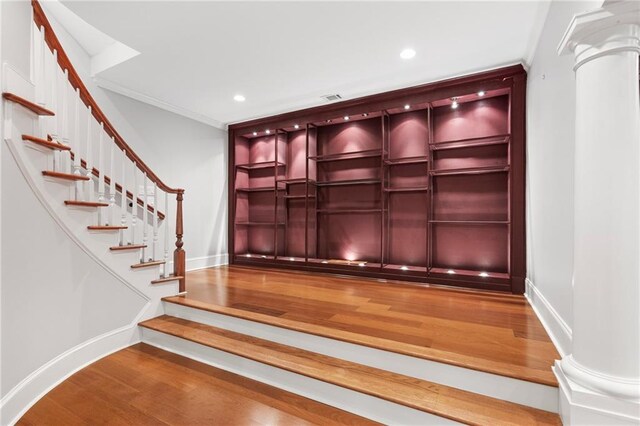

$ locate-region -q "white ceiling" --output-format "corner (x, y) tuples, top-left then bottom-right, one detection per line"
(60, 1), (550, 128)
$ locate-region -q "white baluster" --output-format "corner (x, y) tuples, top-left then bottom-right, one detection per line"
(141, 172), (149, 263)
(51, 49), (60, 171)
(97, 124), (105, 225)
(152, 181), (158, 261)
(131, 163), (138, 245)
(73, 88), (82, 200)
(108, 138), (116, 225)
(62, 70), (72, 173)
(120, 149), (127, 246)
(163, 191), (169, 277)
(85, 106), (93, 201)
(37, 25), (46, 107)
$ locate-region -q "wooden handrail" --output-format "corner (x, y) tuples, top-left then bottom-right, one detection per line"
(32, 0), (182, 195)
(32, 0), (186, 289)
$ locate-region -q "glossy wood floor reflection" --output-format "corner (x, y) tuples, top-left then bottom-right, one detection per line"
(170, 266), (560, 386)
(18, 344), (377, 426)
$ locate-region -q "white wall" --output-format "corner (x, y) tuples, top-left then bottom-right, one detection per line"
(45, 11), (228, 270)
(525, 0), (603, 356)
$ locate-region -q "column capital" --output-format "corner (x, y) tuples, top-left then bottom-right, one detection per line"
(558, 1), (640, 69)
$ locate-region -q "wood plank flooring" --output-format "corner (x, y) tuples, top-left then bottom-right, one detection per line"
(168, 266), (560, 386)
(18, 344), (377, 426)
(140, 315), (560, 426)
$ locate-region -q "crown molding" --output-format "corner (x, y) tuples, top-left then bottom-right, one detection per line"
(94, 77), (227, 130)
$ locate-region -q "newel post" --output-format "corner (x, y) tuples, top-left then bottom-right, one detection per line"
(174, 190), (186, 293)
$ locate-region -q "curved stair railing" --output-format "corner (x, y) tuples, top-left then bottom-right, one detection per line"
(2, 0), (186, 291)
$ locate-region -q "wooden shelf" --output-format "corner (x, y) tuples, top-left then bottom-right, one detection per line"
(283, 194), (316, 200)
(235, 222), (285, 226)
(317, 208), (385, 214)
(236, 186), (284, 193)
(277, 178), (317, 185)
(429, 267), (510, 280)
(429, 220), (509, 225)
(385, 187), (429, 193)
(236, 253), (275, 260)
(382, 264), (428, 273)
(310, 149), (383, 162)
(431, 134), (510, 151)
(236, 161), (285, 170)
(384, 156), (429, 166)
(430, 165), (510, 176)
(316, 178), (382, 187)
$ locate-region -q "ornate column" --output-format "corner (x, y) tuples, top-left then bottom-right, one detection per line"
(557, 1), (640, 424)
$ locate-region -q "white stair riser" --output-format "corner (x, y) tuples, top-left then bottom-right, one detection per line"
(165, 301), (559, 413)
(141, 328), (460, 426)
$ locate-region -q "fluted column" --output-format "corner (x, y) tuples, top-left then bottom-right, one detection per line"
(557, 1), (640, 424)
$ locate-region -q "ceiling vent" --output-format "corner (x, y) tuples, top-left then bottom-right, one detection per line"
(321, 94), (342, 102)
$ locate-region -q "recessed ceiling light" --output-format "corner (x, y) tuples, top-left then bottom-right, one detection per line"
(400, 48), (416, 60)
(404, 104), (410, 110)
(252, 131), (258, 136)
(344, 116), (350, 121)
(265, 129), (271, 134)
(233, 94), (246, 102)
(294, 124), (300, 129)
(477, 90), (486, 97)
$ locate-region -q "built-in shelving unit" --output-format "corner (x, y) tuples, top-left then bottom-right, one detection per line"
(228, 65), (527, 293)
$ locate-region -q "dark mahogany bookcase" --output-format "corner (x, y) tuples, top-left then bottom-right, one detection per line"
(228, 65), (526, 293)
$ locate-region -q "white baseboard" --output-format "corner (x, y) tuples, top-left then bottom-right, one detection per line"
(525, 278), (572, 357)
(0, 325), (141, 426)
(186, 254), (228, 271)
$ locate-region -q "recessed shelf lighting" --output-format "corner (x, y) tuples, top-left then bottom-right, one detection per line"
(321, 260), (329, 264)
(400, 265), (409, 271)
(400, 48), (416, 60)
(252, 131), (258, 136)
(266, 129), (271, 134)
(294, 124), (300, 129)
(358, 262), (366, 267)
(261, 255), (267, 259)
(362, 113), (369, 117)
(451, 98), (459, 109)
(246, 254), (252, 258)
(233, 94), (246, 102)
(326, 119), (332, 123)
(447, 269), (455, 274)
(289, 257), (295, 261)
(477, 90), (486, 97)
(344, 116), (350, 121)
(404, 104), (411, 110)
(479, 272), (489, 278)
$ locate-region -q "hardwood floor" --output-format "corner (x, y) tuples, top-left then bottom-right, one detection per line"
(18, 344), (377, 426)
(168, 265), (560, 386)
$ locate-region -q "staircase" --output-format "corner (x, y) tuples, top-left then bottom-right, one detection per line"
(5, 2), (561, 424)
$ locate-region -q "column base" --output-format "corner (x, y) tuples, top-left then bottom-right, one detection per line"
(554, 358), (640, 425)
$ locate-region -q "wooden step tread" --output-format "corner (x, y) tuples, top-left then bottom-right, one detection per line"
(132, 260), (165, 269)
(151, 275), (184, 284)
(162, 296), (558, 387)
(42, 170), (90, 181)
(65, 200), (108, 207)
(87, 225), (127, 231)
(3, 92), (54, 116)
(139, 315), (560, 426)
(22, 134), (70, 151)
(110, 244), (147, 251)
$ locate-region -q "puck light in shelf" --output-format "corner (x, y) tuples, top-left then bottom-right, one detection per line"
(344, 116), (350, 121)
(289, 257), (295, 261)
(261, 255), (267, 259)
(400, 265), (409, 271)
(447, 269), (456, 274)
(266, 129), (271, 134)
(451, 98), (459, 109)
(321, 260), (329, 264)
(404, 104), (411, 110)
(294, 124), (300, 129)
(362, 113), (369, 117)
(252, 131), (258, 136)
(358, 262), (366, 267)
(246, 254), (252, 258)
(478, 90), (486, 97)
(233, 94), (246, 102)
(400, 48), (416, 60)
(479, 272), (489, 278)
(326, 119), (332, 123)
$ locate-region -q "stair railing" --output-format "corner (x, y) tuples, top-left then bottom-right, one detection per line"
(31, 0), (186, 292)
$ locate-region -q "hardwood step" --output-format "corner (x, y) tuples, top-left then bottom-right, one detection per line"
(87, 225), (127, 231)
(42, 171), (90, 181)
(132, 260), (166, 269)
(139, 315), (561, 426)
(22, 134), (70, 151)
(110, 244), (147, 251)
(64, 200), (109, 208)
(151, 275), (184, 284)
(3, 92), (54, 116)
